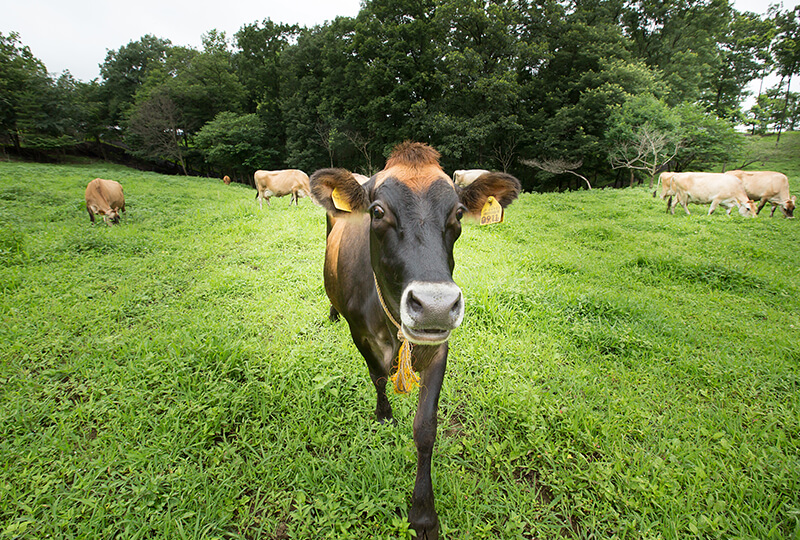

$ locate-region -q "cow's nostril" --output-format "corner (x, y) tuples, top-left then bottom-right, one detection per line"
(408, 291), (423, 315)
(450, 294), (462, 317)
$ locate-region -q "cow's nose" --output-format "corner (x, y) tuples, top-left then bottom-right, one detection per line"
(401, 281), (464, 332)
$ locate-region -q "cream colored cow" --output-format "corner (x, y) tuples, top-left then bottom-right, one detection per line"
(452, 169), (489, 187)
(661, 172), (756, 217)
(728, 170), (795, 218)
(253, 169), (311, 208)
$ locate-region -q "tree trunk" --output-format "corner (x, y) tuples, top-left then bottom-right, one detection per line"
(777, 72), (793, 145)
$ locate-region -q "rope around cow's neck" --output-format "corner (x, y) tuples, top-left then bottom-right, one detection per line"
(373, 273), (419, 394)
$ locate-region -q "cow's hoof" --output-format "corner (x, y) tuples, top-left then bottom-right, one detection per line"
(409, 513), (439, 540)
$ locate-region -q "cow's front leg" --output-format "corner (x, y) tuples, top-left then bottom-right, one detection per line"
(352, 330), (394, 423)
(409, 345), (447, 539)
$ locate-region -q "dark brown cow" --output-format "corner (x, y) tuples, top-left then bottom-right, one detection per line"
(310, 142), (520, 539)
(85, 178), (125, 225)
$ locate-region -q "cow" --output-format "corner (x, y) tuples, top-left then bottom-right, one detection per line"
(452, 169), (490, 188)
(253, 169), (311, 209)
(310, 142), (520, 539)
(223, 175), (231, 185)
(660, 172), (757, 217)
(353, 173), (371, 185)
(85, 178), (125, 225)
(727, 169), (795, 218)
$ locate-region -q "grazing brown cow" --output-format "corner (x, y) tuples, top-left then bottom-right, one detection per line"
(310, 142), (520, 539)
(660, 172), (756, 217)
(85, 178), (125, 225)
(728, 169), (796, 218)
(223, 175), (231, 185)
(253, 169), (311, 208)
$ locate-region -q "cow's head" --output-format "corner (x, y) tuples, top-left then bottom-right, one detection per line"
(738, 200), (758, 217)
(782, 196), (796, 218)
(659, 172), (675, 200)
(311, 142), (520, 345)
(104, 209), (121, 225)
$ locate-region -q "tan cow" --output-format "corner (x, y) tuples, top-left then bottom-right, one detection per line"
(661, 172), (757, 217)
(85, 178), (125, 225)
(727, 170), (795, 218)
(223, 175), (231, 185)
(352, 173), (371, 185)
(452, 169), (489, 187)
(253, 169), (311, 209)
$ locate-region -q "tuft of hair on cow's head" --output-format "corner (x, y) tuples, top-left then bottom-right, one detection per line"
(458, 172), (521, 219)
(310, 168), (370, 217)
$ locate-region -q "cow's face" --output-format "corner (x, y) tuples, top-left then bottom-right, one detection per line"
(368, 176), (465, 344)
(103, 209), (120, 225)
(311, 159), (520, 345)
(782, 196), (796, 218)
(739, 201), (757, 217)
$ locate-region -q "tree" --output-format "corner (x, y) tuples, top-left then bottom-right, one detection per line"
(126, 93), (188, 174)
(700, 10), (773, 120)
(194, 111), (275, 179)
(621, 0), (731, 106)
(609, 124), (681, 187)
(99, 35), (171, 125)
(672, 103), (744, 171)
(521, 158), (592, 189)
(605, 94), (680, 187)
(0, 32), (48, 150)
(772, 6), (800, 142)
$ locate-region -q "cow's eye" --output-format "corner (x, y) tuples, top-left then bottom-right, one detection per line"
(371, 205), (385, 220)
(455, 206), (465, 221)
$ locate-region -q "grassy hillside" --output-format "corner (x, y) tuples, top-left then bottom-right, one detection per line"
(1, 154), (798, 539)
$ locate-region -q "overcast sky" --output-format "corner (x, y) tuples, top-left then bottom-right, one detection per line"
(3, 0), (798, 89)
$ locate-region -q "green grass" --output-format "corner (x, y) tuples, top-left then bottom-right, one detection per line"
(1, 144), (799, 539)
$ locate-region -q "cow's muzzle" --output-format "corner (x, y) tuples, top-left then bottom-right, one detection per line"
(400, 281), (464, 345)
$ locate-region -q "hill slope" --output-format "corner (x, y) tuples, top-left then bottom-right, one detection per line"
(1, 159), (798, 538)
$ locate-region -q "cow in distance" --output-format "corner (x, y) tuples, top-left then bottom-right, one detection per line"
(452, 169), (490, 188)
(254, 169), (311, 209)
(85, 178), (125, 225)
(660, 172), (756, 217)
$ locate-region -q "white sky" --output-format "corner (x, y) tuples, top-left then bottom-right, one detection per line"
(2, 0), (799, 100)
(3, 0), (362, 81)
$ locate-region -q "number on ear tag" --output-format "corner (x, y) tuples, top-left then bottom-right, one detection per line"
(479, 196), (503, 225)
(331, 188), (351, 212)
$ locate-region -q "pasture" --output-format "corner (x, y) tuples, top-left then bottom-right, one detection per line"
(1, 154), (799, 539)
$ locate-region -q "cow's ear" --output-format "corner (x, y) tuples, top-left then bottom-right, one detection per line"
(459, 172), (521, 218)
(310, 168), (370, 216)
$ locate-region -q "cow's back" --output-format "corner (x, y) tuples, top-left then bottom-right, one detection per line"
(729, 170), (789, 199)
(85, 178), (124, 210)
(672, 172), (743, 200)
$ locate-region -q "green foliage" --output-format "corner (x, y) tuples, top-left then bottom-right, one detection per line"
(195, 111), (277, 175)
(1, 155), (799, 538)
(673, 103), (744, 171)
(99, 35), (172, 125)
(6, 2), (800, 187)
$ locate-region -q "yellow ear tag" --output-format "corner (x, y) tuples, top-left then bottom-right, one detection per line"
(480, 196), (503, 225)
(331, 187), (351, 212)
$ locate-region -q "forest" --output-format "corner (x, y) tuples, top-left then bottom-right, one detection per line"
(2, 0), (800, 191)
